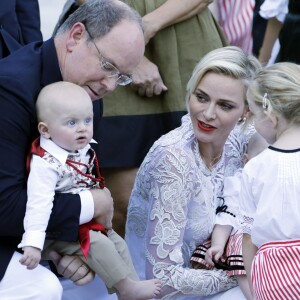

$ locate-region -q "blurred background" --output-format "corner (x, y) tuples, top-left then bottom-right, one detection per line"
(38, 0), (66, 40)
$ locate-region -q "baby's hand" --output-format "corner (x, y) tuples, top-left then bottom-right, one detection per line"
(19, 246), (41, 269)
(205, 245), (224, 266)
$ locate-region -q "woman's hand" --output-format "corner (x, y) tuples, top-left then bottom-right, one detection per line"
(48, 250), (95, 285)
(131, 56), (167, 97)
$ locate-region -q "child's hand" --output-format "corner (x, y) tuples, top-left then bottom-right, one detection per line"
(191, 260), (210, 270)
(205, 245), (224, 266)
(93, 187), (114, 228)
(19, 246), (41, 269)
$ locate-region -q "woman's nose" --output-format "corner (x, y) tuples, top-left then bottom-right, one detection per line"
(203, 104), (217, 121)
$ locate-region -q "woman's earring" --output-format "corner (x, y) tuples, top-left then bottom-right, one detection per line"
(238, 116), (247, 125)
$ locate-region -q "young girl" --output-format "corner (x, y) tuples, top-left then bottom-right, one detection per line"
(241, 62), (300, 300)
(190, 132), (268, 300)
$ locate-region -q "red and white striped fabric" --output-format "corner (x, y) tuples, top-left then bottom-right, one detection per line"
(217, 0), (254, 53)
(225, 232), (245, 276)
(190, 232), (246, 276)
(252, 240), (300, 300)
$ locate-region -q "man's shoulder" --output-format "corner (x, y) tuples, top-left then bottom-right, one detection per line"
(0, 39), (59, 100)
(0, 41), (43, 81)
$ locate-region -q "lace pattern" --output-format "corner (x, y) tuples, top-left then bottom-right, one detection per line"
(241, 215), (254, 235)
(126, 115), (252, 298)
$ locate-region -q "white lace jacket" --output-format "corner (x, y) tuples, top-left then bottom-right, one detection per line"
(125, 115), (252, 299)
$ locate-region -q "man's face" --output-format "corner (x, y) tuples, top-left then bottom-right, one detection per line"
(60, 20), (145, 100)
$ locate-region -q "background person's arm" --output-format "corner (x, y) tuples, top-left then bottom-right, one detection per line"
(131, 0), (213, 97)
(143, 0), (213, 43)
(258, 17), (283, 66)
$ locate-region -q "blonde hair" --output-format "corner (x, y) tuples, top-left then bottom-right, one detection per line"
(185, 46), (261, 109)
(247, 62), (300, 123)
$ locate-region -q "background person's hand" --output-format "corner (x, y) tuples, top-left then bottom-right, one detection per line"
(131, 56), (168, 97)
(48, 250), (95, 286)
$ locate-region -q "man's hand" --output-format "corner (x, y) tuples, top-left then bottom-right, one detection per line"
(48, 250), (95, 286)
(90, 187), (114, 229)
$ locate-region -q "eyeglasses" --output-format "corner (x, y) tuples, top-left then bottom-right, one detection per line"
(85, 26), (133, 86)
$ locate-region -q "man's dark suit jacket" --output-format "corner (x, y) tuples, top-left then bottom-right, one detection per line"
(0, 39), (103, 279)
(0, 0), (43, 58)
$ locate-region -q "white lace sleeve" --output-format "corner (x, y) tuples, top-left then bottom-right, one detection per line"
(133, 148), (236, 299)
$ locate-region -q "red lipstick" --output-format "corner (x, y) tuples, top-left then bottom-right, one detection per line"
(197, 120), (216, 132)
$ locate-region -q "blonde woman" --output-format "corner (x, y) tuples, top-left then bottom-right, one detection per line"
(125, 46), (261, 299)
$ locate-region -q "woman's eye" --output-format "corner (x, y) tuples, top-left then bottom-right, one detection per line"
(219, 102), (233, 111)
(195, 93), (207, 103)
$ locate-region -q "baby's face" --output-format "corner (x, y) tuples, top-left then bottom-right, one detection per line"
(46, 96), (94, 152)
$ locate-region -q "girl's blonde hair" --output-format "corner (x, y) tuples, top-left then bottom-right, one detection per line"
(247, 62), (300, 123)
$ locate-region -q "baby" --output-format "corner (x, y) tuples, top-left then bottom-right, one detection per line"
(19, 81), (162, 300)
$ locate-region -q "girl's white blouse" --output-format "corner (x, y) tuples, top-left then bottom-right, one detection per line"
(240, 147), (300, 248)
